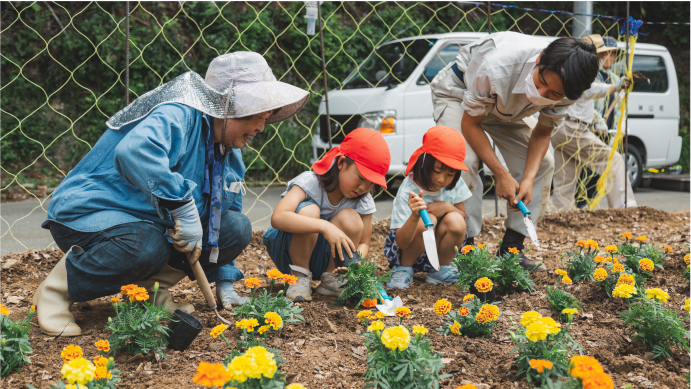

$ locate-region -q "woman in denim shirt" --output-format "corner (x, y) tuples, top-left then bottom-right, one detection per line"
(35, 52), (309, 336)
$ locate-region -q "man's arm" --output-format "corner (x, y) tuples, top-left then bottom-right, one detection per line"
(515, 122), (552, 208)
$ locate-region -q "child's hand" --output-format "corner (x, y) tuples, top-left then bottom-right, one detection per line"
(426, 201), (453, 219)
(333, 267), (348, 275)
(408, 190), (426, 215)
(322, 223), (356, 263)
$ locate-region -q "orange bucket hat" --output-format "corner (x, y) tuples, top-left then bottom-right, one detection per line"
(405, 126), (468, 175)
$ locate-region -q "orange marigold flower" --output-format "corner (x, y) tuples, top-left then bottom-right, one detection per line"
(458, 307), (470, 316)
(611, 263), (625, 273)
(460, 245), (475, 255)
(555, 269), (567, 276)
(128, 287), (149, 302)
(433, 299), (451, 316)
(60, 345), (83, 363)
(561, 275), (573, 285)
(529, 359), (553, 373)
(685, 253), (690, 265)
(621, 232), (632, 240)
(357, 310), (372, 322)
(94, 366), (112, 380)
(93, 356), (108, 367)
(281, 274), (298, 285)
(593, 268), (608, 281)
(361, 299), (378, 308)
(664, 245), (673, 252)
(616, 273), (635, 286)
(463, 294), (475, 303)
(577, 240), (587, 247)
(474, 277), (493, 293)
(604, 245), (617, 253)
(120, 284), (138, 295)
(475, 304), (500, 324)
(94, 340), (110, 353)
(110, 296), (121, 304)
(636, 236), (647, 242)
(594, 256), (605, 263)
(394, 307), (411, 319)
(586, 240), (599, 250)
(192, 362), (232, 388)
(449, 320), (461, 335)
(477, 244), (486, 250)
(244, 278), (262, 289)
(638, 258), (654, 272)
(580, 371), (614, 389)
(456, 385), (478, 389)
(267, 269), (284, 280)
(0, 304), (9, 315)
(569, 356), (604, 380)
(508, 247), (520, 254)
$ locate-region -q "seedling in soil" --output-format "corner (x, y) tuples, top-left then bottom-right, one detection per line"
(546, 273), (582, 322)
(0, 304), (34, 377)
(233, 271), (305, 327)
(335, 255), (391, 308)
(495, 248), (536, 294)
(562, 239), (600, 282)
(435, 296), (500, 338)
(452, 244), (500, 291)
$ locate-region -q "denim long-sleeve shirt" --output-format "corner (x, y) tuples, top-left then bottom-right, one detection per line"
(43, 103), (245, 235)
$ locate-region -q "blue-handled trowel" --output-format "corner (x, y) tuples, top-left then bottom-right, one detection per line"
(411, 193), (440, 271)
(515, 196), (542, 251)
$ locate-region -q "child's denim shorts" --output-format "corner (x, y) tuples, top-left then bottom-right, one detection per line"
(384, 229), (466, 273)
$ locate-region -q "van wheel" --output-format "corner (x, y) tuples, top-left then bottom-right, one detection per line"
(625, 144), (643, 190)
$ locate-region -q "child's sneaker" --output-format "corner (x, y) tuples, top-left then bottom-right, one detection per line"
(286, 265), (312, 302)
(316, 272), (346, 296)
(387, 266), (413, 289)
(426, 265), (458, 285)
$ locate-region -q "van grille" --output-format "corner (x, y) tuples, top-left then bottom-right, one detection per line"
(319, 114), (361, 144)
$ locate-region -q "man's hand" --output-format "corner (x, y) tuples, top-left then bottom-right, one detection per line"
(168, 201), (203, 253)
(495, 173), (521, 211)
(514, 178), (535, 209)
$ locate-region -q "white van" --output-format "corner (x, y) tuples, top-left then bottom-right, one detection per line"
(311, 32), (681, 189)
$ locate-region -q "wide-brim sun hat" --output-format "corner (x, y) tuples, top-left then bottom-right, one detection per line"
(583, 34), (620, 54)
(106, 51), (309, 130)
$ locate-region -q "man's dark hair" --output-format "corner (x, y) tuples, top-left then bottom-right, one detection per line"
(411, 153), (461, 191)
(538, 37), (599, 100)
(316, 155), (381, 197)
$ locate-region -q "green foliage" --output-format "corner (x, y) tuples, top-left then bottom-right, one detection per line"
(436, 297), (499, 338)
(495, 249), (536, 294)
(1, 308), (34, 377)
(336, 257), (391, 308)
(363, 324), (450, 389)
(616, 238), (667, 279)
(562, 243), (599, 283)
(619, 297), (690, 359)
(106, 291), (173, 359)
(452, 244), (500, 291)
(233, 288), (305, 326)
(545, 281), (582, 322)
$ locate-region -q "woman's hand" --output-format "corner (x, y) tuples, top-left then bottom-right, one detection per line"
(321, 222), (356, 263)
(408, 190), (426, 214)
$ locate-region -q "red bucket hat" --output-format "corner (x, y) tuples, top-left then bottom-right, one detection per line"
(405, 126), (468, 175)
(312, 128), (391, 189)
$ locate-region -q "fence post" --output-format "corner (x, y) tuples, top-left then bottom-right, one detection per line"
(317, 2), (332, 149)
(624, 1), (629, 208)
(125, 1), (130, 105)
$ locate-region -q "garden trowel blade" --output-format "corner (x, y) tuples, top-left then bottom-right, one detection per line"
(423, 226), (440, 271)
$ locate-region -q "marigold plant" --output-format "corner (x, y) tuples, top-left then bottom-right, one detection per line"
(460, 245), (474, 254)
(612, 284), (637, 299)
(394, 306), (411, 322)
(645, 288), (669, 303)
(638, 258), (654, 273)
(620, 297), (689, 359)
(529, 358), (553, 373)
(433, 299), (452, 316)
(449, 320), (461, 335)
(334, 256), (391, 309)
(233, 271), (305, 331)
(437, 298), (499, 338)
(593, 268), (608, 281)
(61, 345), (83, 363)
(538, 355), (614, 389)
(453, 243), (500, 291)
(361, 298), (377, 308)
(474, 277), (493, 293)
(32, 352), (121, 389)
(546, 279), (582, 322)
(94, 340), (110, 354)
(193, 362), (232, 388)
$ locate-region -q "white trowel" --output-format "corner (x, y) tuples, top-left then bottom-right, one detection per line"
(413, 194), (440, 271)
(516, 197), (542, 251)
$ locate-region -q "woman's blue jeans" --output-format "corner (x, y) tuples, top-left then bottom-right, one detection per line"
(49, 210), (251, 302)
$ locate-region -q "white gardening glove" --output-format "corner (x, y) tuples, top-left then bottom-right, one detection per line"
(168, 201), (203, 253)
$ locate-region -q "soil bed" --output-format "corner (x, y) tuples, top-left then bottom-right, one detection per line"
(1, 207), (689, 388)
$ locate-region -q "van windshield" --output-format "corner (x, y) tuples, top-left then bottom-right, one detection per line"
(342, 39), (436, 89)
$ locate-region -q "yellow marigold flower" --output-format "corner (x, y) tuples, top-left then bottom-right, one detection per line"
(593, 268), (608, 281)
(463, 294), (475, 303)
(645, 288), (669, 303)
(562, 308), (578, 316)
(477, 244), (486, 249)
(193, 361), (232, 388)
(361, 298), (378, 308)
(555, 269), (567, 276)
(586, 240), (599, 250)
(367, 320), (385, 332)
(594, 256), (605, 263)
(525, 321), (550, 342)
(580, 371), (614, 389)
(616, 273), (635, 286)
(357, 310), (373, 322)
(412, 325), (428, 335)
(684, 298), (690, 312)
(110, 296), (120, 304)
(664, 245), (673, 252)
(474, 277), (493, 293)
(236, 318), (259, 332)
(529, 359), (553, 373)
(286, 384), (308, 389)
(621, 232), (632, 240)
(94, 340), (110, 353)
(577, 240), (587, 247)
(478, 304), (500, 323)
(281, 274), (298, 286)
(604, 245), (617, 253)
(638, 258), (654, 272)
(612, 284), (637, 299)
(538, 317), (561, 335)
(508, 247), (520, 254)
(245, 346), (278, 379)
(128, 287), (149, 302)
(61, 357), (96, 385)
(373, 311), (385, 319)
(0, 304), (9, 316)
(460, 245), (475, 255)
(636, 236), (647, 242)
(226, 355), (251, 383)
(433, 299), (451, 316)
(210, 324), (228, 338)
(561, 275), (573, 285)
(244, 278), (262, 289)
(93, 356), (107, 368)
(258, 325), (270, 335)
(264, 312), (282, 330)
(381, 326), (411, 351)
(394, 307), (411, 318)
(267, 268), (284, 280)
(449, 320), (461, 335)
(685, 253), (690, 265)
(61, 345), (83, 363)
(120, 284), (138, 295)
(611, 263), (625, 273)
(458, 307), (470, 316)
(94, 365), (112, 380)
(568, 356), (604, 380)
(520, 311), (543, 327)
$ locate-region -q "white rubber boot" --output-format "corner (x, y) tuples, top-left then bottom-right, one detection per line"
(137, 265), (195, 314)
(33, 248), (82, 336)
(286, 265), (312, 302)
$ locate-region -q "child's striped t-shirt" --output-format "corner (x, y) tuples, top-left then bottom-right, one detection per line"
(389, 173), (472, 230)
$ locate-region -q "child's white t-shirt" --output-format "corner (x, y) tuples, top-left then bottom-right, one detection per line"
(389, 173), (472, 230)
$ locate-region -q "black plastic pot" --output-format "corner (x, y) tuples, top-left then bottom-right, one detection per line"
(335, 249), (362, 268)
(167, 309), (204, 351)
(469, 285), (496, 303)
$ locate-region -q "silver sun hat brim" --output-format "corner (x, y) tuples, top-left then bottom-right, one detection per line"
(105, 71), (309, 130)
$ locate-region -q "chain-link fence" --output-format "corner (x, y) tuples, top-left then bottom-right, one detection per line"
(0, 1), (659, 253)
